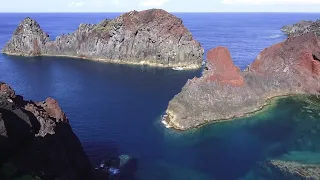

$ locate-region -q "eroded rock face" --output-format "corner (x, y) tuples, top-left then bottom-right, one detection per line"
(281, 20), (320, 37)
(204, 47), (244, 86)
(2, 9), (204, 69)
(0, 82), (94, 180)
(164, 32), (320, 130)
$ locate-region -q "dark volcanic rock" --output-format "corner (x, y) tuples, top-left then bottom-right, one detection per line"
(2, 9), (204, 69)
(164, 32), (320, 130)
(281, 20), (320, 37)
(0, 83), (94, 180)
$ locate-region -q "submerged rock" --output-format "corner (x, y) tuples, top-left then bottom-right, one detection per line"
(281, 20), (320, 37)
(0, 82), (94, 180)
(2, 9), (204, 69)
(164, 32), (320, 130)
(268, 160), (320, 180)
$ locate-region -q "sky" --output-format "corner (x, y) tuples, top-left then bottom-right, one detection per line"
(1, 0), (320, 12)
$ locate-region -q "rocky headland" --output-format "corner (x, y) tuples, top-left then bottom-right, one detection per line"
(0, 82), (94, 180)
(281, 19), (320, 37)
(164, 31), (320, 130)
(2, 9), (204, 69)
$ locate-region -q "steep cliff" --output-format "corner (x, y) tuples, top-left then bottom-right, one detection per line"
(0, 83), (94, 180)
(164, 32), (320, 130)
(2, 9), (204, 69)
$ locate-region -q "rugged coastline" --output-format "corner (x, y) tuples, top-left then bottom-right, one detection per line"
(281, 19), (320, 37)
(164, 32), (320, 130)
(2, 9), (204, 69)
(0, 82), (94, 180)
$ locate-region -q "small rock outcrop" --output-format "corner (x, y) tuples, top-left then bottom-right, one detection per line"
(0, 82), (94, 180)
(2, 9), (204, 69)
(268, 160), (320, 179)
(164, 32), (320, 130)
(281, 20), (320, 37)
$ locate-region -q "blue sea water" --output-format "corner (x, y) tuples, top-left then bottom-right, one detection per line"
(0, 13), (320, 180)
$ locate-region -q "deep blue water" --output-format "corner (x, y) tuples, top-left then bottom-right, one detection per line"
(1, 13), (320, 180)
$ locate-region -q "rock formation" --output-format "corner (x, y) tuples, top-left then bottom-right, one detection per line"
(0, 82), (94, 180)
(2, 9), (204, 69)
(164, 32), (320, 130)
(281, 20), (320, 37)
(268, 160), (320, 179)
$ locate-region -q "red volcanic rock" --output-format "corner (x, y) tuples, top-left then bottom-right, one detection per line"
(41, 97), (67, 122)
(0, 82), (16, 98)
(205, 47), (245, 86)
(312, 59), (320, 75)
(250, 33), (320, 75)
(25, 97), (68, 124)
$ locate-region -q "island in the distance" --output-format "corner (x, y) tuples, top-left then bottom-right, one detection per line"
(281, 19), (320, 37)
(2, 9), (204, 69)
(163, 25), (320, 130)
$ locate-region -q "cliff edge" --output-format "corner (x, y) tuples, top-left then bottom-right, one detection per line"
(2, 9), (204, 69)
(0, 82), (94, 180)
(164, 32), (320, 130)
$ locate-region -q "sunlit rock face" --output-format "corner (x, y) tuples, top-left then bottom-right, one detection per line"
(281, 20), (320, 37)
(164, 32), (320, 130)
(2, 9), (204, 69)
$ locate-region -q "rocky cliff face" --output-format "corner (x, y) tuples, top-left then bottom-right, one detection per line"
(2, 9), (204, 69)
(0, 83), (94, 180)
(164, 32), (320, 130)
(281, 20), (320, 37)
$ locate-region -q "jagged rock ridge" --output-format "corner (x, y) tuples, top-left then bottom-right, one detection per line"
(2, 9), (204, 69)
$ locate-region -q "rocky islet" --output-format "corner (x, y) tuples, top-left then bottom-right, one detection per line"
(2, 9), (204, 69)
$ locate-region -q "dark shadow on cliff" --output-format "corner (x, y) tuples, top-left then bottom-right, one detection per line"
(0, 106), (94, 180)
(14, 95), (41, 134)
(0, 108), (35, 163)
(12, 122), (95, 180)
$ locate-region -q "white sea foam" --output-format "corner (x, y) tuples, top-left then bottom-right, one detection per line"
(265, 34), (283, 39)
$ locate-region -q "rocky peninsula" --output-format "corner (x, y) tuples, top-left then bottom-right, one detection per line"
(2, 9), (204, 69)
(164, 32), (320, 130)
(0, 82), (94, 179)
(281, 19), (320, 37)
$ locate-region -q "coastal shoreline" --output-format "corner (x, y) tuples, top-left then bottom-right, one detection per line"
(2, 52), (203, 70)
(162, 94), (299, 131)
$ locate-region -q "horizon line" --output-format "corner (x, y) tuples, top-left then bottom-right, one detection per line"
(0, 11), (320, 13)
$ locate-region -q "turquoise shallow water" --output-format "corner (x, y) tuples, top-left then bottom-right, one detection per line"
(0, 13), (320, 179)
(149, 96), (320, 180)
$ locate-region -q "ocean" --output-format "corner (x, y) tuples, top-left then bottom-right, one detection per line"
(0, 13), (320, 180)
